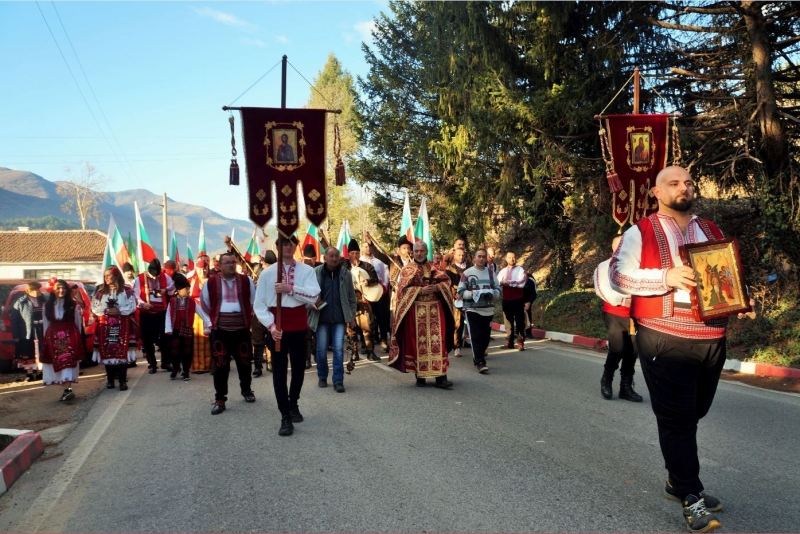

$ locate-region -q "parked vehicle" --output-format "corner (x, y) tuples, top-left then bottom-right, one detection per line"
(0, 279), (97, 373)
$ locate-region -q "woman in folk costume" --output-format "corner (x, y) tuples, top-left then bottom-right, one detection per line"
(10, 281), (47, 381)
(41, 279), (85, 401)
(189, 258), (213, 373)
(92, 266), (137, 391)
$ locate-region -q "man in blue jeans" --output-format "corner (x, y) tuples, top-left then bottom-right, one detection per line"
(308, 247), (357, 393)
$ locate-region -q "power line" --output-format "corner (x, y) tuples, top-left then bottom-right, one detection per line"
(50, 1), (140, 181)
(34, 1), (130, 180)
(0, 136), (223, 139)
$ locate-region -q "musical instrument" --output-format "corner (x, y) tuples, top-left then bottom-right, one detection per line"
(365, 231), (403, 272)
(351, 265), (384, 302)
(223, 235), (258, 280)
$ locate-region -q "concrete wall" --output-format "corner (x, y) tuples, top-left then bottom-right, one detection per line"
(0, 262), (103, 283)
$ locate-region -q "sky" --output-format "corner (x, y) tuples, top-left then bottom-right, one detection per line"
(0, 1), (388, 221)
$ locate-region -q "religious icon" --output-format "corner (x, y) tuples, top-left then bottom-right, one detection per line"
(679, 237), (752, 321)
(273, 129), (298, 164)
(630, 132), (651, 165)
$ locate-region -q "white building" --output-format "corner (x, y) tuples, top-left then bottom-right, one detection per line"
(0, 228), (107, 282)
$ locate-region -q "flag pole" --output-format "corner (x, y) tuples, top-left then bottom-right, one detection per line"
(275, 55), (288, 351)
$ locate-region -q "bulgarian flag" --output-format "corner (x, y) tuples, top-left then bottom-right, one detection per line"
(300, 222), (322, 261)
(336, 220), (352, 256)
(186, 239), (195, 271)
(198, 220), (207, 257)
(103, 214), (130, 270)
(102, 238), (115, 272)
(135, 201), (157, 273)
(414, 197), (433, 260)
(127, 231), (138, 273)
(399, 191), (414, 242)
(243, 228), (259, 261)
(170, 227), (181, 267)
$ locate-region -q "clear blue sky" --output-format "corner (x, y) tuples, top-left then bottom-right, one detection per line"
(0, 1), (387, 220)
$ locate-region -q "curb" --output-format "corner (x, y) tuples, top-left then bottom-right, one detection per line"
(490, 323), (800, 380)
(0, 430), (44, 496)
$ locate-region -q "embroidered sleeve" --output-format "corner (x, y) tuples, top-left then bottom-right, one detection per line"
(291, 265), (321, 304)
(91, 293), (106, 316)
(118, 291), (137, 315)
(609, 227), (671, 296)
(195, 305), (212, 330)
(253, 278), (275, 329)
(165, 274), (176, 296)
(132, 278), (146, 308)
(507, 267), (527, 287)
(200, 283), (212, 316)
(594, 260), (627, 306)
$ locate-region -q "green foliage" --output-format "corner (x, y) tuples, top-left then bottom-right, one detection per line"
(529, 287), (607, 340)
(0, 216), (81, 230)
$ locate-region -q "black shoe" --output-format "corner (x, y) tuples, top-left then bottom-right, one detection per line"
(26, 374), (37, 382)
(664, 479), (722, 512)
(318, 378), (328, 388)
(170, 370), (179, 380)
(161, 365), (173, 372)
(127, 361), (138, 368)
(107, 382), (116, 389)
(505, 340), (514, 349)
(435, 376), (453, 389)
(211, 401), (226, 415)
(182, 374), (190, 382)
(367, 353), (381, 362)
(148, 367), (157, 374)
(289, 405), (303, 423)
(619, 374), (643, 402)
(305, 358), (312, 370)
(243, 391), (256, 403)
(119, 382), (128, 391)
(334, 383), (345, 393)
(476, 362), (489, 374)
(279, 415), (294, 436)
(682, 494), (722, 533)
(600, 371), (614, 400)
(253, 367), (263, 377)
(59, 388), (75, 401)
(416, 377), (426, 387)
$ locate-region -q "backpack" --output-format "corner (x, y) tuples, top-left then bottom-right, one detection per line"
(524, 276), (538, 303)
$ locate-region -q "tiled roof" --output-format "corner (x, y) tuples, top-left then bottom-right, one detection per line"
(0, 230), (107, 262)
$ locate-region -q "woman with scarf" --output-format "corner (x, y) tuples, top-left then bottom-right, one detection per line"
(41, 279), (84, 401)
(92, 266), (137, 390)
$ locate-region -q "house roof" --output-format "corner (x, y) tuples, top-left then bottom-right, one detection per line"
(0, 230), (107, 263)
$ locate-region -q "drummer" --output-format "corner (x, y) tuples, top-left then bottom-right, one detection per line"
(342, 239), (382, 363)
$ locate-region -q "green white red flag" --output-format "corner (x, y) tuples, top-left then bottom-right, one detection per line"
(170, 227), (181, 267)
(244, 229), (259, 261)
(300, 222), (321, 261)
(186, 239), (195, 271)
(103, 214), (130, 271)
(135, 201), (157, 273)
(198, 220), (207, 257)
(413, 197), (433, 260)
(336, 220), (352, 256)
(399, 191), (414, 242)
(127, 231), (138, 273)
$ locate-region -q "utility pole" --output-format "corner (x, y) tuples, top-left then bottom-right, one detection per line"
(152, 193), (168, 260)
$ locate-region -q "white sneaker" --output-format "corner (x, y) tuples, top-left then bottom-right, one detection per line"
(455, 348), (462, 357)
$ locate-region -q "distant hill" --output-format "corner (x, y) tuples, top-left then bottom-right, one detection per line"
(0, 167), (274, 257)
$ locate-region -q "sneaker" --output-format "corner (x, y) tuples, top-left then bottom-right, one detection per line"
(182, 373), (190, 381)
(211, 401), (226, 415)
(170, 370), (179, 380)
(148, 367), (157, 374)
(289, 405), (304, 423)
(243, 391), (256, 403)
(454, 348), (462, 357)
(334, 383), (345, 393)
(318, 378), (328, 388)
(478, 364), (489, 374)
(59, 388), (75, 401)
(682, 494), (722, 533)
(278, 415), (294, 436)
(664, 479), (722, 512)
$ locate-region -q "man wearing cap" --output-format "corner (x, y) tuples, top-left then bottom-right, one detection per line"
(342, 238), (381, 363)
(202, 252), (257, 415)
(254, 237), (321, 436)
(134, 258), (175, 373)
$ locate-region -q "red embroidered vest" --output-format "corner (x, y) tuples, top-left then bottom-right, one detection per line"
(630, 214), (723, 319)
(138, 273), (170, 312)
(206, 274), (252, 329)
(169, 297), (196, 331)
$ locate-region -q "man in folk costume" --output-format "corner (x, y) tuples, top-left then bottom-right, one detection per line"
(134, 258), (175, 374)
(497, 251), (528, 351)
(202, 252), (257, 415)
(189, 258), (213, 373)
(251, 251), (277, 376)
(594, 235), (642, 403)
(342, 238), (381, 363)
(254, 236), (321, 436)
(362, 241), (391, 352)
(610, 166), (755, 534)
(389, 241), (456, 389)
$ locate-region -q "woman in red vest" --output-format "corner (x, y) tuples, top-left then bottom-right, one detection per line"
(92, 266), (138, 391)
(41, 279), (84, 401)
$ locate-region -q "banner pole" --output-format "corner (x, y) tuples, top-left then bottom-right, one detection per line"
(275, 55), (288, 351)
(633, 67), (640, 114)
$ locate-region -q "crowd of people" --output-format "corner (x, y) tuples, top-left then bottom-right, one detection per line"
(8, 165), (757, 532)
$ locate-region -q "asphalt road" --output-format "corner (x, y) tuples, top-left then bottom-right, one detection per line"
(2, 339), (799, 532)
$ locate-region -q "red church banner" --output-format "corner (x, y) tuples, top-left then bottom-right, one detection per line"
(240, 107), (327, 237)
(602, 114), (670, 226)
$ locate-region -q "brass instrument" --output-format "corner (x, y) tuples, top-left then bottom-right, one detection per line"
(223, 235), (258, 280)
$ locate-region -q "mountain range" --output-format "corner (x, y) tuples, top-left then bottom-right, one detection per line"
(0, 167), (275, 258)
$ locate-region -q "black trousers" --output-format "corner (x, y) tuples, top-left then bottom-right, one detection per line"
(170, 334), (193, 375)
(140, 311), (167, 369)
(104, 363), (128, 383)
(372, 291), (391, 343)
(636, 326), (726, 500)
(502, 298), (526, 341)
(251, 317), (268, 369)
(267, 329), (307, 415)
(603, 312), (637, 376)
(465, 311), (493, 364)
(210, 328), (252, 402)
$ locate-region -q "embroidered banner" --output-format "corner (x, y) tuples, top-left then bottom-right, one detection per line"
(240, 107), (327, 237)
(603, 114), (670, 226)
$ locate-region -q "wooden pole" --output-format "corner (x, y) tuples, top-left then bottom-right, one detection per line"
(633, 67), (640, 114)
(275, 55), (288, 351)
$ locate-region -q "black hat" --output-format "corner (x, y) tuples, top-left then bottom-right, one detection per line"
(262, 250), (277, 265)
(275, 235), (300, 247)
(122, 262), (134, 273)
(172, 273), (190, 291)
(148, 258), (161, 276)
(398, 236), (412, 248)
(303, 244), (317, 258)
(348, 238), (360, 252)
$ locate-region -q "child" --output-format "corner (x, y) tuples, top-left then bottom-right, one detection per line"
(165, 273), (210, 381)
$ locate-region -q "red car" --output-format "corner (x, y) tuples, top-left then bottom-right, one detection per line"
(0, 279), (97, 373)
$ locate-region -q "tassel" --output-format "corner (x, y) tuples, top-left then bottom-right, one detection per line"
(229, 159), (240, 186)
(335, 158), (346, 186)
(606, 170), (623, 193)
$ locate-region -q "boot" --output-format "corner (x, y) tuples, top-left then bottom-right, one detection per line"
(278, 413), (294, 436)
(516, 334), (524, 351)
(619, 374), (643, 402)
(600, 370), (614, 400)
(435, 375), (453, 389)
